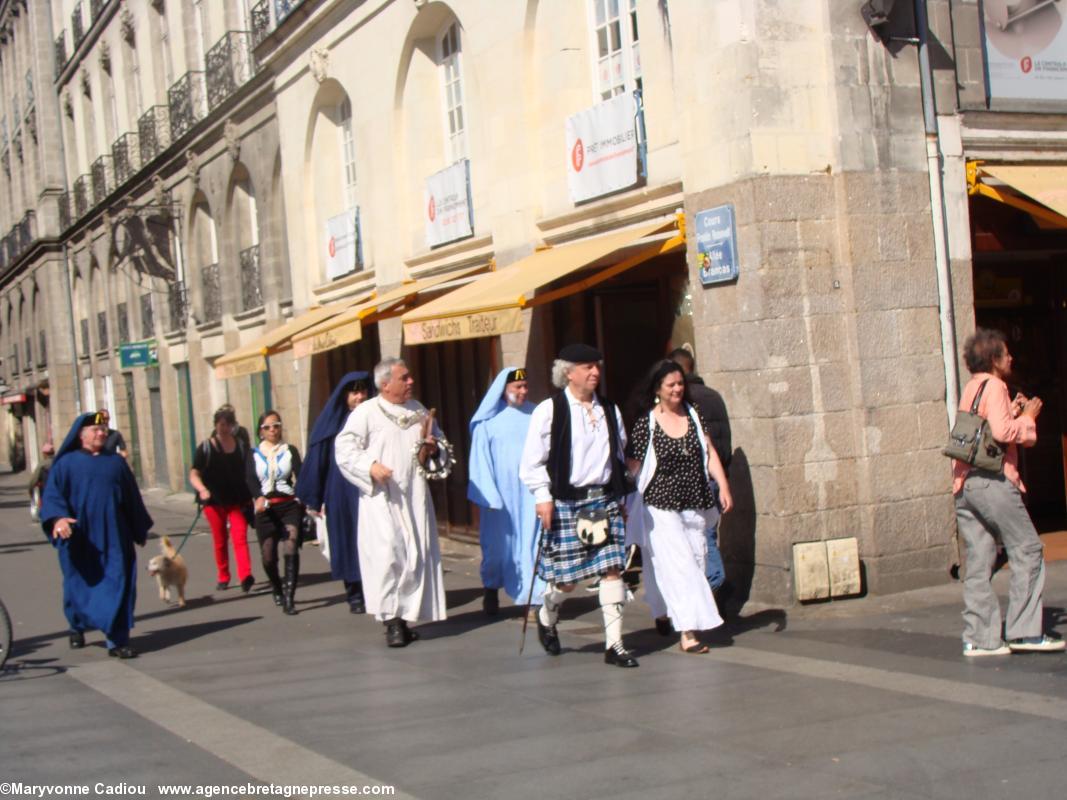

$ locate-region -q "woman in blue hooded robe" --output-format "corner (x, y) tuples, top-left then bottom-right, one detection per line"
(296, 371), (372, 613)
(468, 367), (544, 615)
(41, 411), (153, 658)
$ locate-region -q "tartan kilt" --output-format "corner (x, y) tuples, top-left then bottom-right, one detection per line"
(537, 496), (626, 584)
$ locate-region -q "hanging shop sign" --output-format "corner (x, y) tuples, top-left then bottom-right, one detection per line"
(695, 205), (739, 286)
(118, 339), (159, 369)
(983, 0), (1067, 106)
(565, 91), (639, 203)
(425, 159), (474, 248)
(325, 207), (363, 281)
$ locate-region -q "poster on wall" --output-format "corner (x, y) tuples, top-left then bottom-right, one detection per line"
(324, 207), (362, 281)
(983, 0), (1067, 105)
(565, 91), (639, 203)
(695, 205), (739, 287)
(425, 159), (474, 248)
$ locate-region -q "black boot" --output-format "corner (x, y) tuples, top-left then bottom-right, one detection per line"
(282, 554), (299, 615)
(385, 619), (408, 648)
(345, 581), (366, 614)
(264, 561), (283, 606)
(483, 588), (499, 616)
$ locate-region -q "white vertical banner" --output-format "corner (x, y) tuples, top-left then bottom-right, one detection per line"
(103, 375), (115, 418)
(324, 207), (361, 281)
(424, 159), (473, 248)
(565, 92), (639, 203)
(82, 378), (97, 413)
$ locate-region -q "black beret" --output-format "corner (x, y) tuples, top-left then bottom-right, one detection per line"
(558, 343), (603, 363)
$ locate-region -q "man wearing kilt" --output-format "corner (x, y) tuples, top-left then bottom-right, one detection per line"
(520, 343), (638, 668)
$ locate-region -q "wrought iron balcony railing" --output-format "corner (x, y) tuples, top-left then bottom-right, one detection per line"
(59, 192), (72, 231)
(168, 71), (208, 141)
(138, 105), (171, 164)
(206, 32), (255, 111)
(240, 245), (263, 311)
(72, 2), (86, 47)
(112, 132), (140, 185)
(73, 174), (90, 218)
(251, 0), (271, 47)
(167, 281), (188, 332)
(54, 34), (67, 78)
(201, 264), (222, 323)
(91, 155), (112, 204)
(16, 211), (34, 252)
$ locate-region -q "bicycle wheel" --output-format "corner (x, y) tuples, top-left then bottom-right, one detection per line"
(0, 598), (12, 670)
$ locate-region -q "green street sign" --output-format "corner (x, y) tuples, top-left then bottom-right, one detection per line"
(119, 340), (158, 369)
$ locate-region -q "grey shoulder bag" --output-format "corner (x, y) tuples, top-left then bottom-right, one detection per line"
(942, 380), (1004, 472)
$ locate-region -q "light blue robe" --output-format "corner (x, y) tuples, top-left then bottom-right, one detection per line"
(468, 372), (544, 604)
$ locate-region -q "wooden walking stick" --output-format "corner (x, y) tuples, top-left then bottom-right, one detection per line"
(519, 518), (545, 655)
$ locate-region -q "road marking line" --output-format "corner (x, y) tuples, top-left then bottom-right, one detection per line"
(70, 661), (419, 800)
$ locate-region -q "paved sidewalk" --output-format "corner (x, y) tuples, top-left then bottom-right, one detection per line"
(2, 469), (1066, 799)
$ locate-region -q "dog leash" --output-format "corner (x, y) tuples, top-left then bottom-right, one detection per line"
(172, 502), (204, 556)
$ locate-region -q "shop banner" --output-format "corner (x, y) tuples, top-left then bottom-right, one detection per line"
(983, 0), (1067, 105)
(425, 160), (474, 248)
(695, 205), (739, 286)
(292, 319), (363, 360)
(214, 353), (267, 381)
(565, 92), (639, 203)
(404, 307), (524, 345)
(324, 207), (362, 281)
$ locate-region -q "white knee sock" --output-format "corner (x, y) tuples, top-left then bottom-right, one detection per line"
(599, 578), (626, 649)
(538, 583), (566, 626)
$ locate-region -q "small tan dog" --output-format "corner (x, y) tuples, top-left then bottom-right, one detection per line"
(147, 535), (188, 608)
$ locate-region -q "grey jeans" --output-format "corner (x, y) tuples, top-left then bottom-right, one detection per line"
(955, 472), (1045, 648)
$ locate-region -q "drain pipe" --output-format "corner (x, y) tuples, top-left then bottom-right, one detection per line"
(914, 0), (960, 427)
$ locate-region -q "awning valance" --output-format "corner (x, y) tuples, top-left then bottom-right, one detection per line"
(213, 292), (373, 380)
(290, 264), (488, 359)
(400, 216), (685, 345)
(968, 162), (1067, 229)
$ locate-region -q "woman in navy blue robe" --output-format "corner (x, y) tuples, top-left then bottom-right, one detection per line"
(41, 411), (153, 658)
(296, 371), (371, 613)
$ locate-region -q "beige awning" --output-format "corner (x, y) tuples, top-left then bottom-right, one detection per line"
(213, 292), (373, 380)
(968, 162), (1067, 228)
(290, 264), (488, 358)
(401, 216), (684, 345)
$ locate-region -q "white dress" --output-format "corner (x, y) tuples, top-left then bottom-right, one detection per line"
(334, 396), (447, 624)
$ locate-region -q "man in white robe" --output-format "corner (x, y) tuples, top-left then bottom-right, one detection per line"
(335, 357), (448, 647)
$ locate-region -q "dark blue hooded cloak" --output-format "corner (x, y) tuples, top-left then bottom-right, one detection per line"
(40, 412), (153, 645)
(295, 371), (372, 583)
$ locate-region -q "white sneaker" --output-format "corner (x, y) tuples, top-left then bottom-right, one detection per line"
(1007, 635), (1066, 653)
(962, 642), (1011, 657)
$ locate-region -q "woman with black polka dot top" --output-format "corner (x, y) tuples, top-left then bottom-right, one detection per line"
(626, 359), (733, 654)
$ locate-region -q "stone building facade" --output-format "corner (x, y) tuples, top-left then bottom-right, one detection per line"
(3, 0), (1065, 607)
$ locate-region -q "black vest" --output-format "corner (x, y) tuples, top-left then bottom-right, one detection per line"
(547, 391), (629, 501)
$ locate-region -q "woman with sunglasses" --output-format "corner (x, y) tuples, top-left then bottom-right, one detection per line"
(245, 410), (304, 614)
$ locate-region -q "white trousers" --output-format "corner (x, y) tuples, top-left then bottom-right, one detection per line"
(643, 506), (723, 632)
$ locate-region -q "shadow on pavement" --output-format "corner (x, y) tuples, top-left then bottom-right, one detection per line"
(133, 616), (261, 654)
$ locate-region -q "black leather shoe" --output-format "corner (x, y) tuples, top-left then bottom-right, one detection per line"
(604, 643), (639, 668)
(385, 620), (409, 648)
(240, 575), (255, 594)
(272, 592), (284, 607)
(483, 588), (499, 616)
(655, 617), (672, 637)
(107, 646), (138, 659)
(537, 618), (561, 656)
(69, 631), (85, 649)
(401, 621), (420, 643)
(346, 582), (366, 614)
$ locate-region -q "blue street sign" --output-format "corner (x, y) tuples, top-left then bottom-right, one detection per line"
(696, 204), (739, 286)
(119, 340), (158, 369)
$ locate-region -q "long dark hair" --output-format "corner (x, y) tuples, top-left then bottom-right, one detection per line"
(638, 359), (691, 414)
(257, 409), (281, 431)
